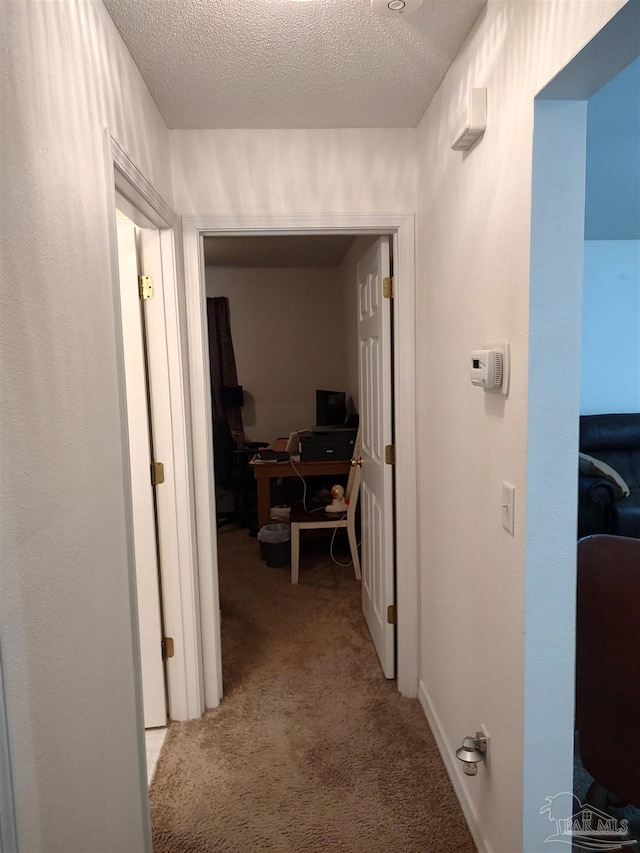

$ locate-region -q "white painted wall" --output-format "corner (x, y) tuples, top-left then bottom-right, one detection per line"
(581, 241), (640, 414)
(581, 59), (640, 416)
(170, 129), (417, 215)
(205, 267), (354, 441)
(585, 57), (640, 240)
(414, 2), (626, 852)
(1, 2), (173, 849)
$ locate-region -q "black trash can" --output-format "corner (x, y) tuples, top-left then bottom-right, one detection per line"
(257, 523), (291, 568)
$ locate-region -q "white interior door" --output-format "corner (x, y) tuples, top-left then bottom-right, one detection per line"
(116, 214), (167, 728)
(357, 237), (395, 678)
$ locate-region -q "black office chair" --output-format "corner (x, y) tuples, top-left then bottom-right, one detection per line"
(213, 418), (266, 532)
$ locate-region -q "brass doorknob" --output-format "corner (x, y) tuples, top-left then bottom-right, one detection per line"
(351, 457), (363, 467)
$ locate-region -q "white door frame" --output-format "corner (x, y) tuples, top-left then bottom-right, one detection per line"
(182, 213), (418, 705)
(104, 132), (204, 722)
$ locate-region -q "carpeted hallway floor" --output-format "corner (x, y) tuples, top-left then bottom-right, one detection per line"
(150, 525), (475, 852)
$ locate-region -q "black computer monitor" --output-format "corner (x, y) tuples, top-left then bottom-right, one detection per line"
(315, 389), (347, 426)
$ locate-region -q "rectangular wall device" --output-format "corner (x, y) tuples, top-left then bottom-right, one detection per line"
(451, 88), (487, 151)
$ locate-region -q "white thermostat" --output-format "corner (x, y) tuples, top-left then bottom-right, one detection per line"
(470, 343), (510, 395)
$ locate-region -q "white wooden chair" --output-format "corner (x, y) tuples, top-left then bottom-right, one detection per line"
(290, 433), (362, 584)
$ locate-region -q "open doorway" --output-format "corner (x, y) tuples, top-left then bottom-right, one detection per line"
(181, 213), (418, 709)
(204, 233), (395, 687)
(573, 55), (640, 844)
(525, 4), (639, 845)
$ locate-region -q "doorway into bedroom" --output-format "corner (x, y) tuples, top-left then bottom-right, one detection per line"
(204, 232), (398, 688)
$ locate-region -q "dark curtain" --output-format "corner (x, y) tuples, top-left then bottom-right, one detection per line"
(207, 297), (244, 436)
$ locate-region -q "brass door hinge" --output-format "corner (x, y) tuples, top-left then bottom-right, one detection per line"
(385, 444), (395, 466)
(138, 275), (153, 300)
(151, 461), (165, 485)
(387, 605), (397, 625)
(162, 637), (174, 659)
(383, 276), (394, 299)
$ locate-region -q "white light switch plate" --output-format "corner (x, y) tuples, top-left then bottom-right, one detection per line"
(502, 482), (515, 534)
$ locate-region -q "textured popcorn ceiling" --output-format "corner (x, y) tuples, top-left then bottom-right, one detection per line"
(102, 0), (486, 128)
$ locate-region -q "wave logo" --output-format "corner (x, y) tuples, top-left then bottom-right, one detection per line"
(540, 792), (635, 850)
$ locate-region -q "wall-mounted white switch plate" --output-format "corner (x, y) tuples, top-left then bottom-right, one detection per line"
(502, 482), (515, 534)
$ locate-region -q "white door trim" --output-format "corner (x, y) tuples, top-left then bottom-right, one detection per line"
(182, 213), (418, 704)
(105, 131), (204, 723)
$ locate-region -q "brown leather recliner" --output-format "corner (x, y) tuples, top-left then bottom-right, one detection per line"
(576, 534), (640, 810)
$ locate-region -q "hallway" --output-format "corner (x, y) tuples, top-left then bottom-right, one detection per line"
(149, 526), (473, 852)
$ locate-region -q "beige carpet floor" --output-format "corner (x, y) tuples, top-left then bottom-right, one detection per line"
(150, 526), (475, 853)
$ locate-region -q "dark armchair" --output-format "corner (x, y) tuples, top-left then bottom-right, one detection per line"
(578, 414), (640, 540)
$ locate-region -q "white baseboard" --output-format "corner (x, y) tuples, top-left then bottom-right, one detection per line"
(418, 680), (490, 853)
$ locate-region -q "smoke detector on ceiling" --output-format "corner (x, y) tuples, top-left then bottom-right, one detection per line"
(371, 0), (423, 17)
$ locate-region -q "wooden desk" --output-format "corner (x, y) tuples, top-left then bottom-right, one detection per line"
(251, 457), (351, 529)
